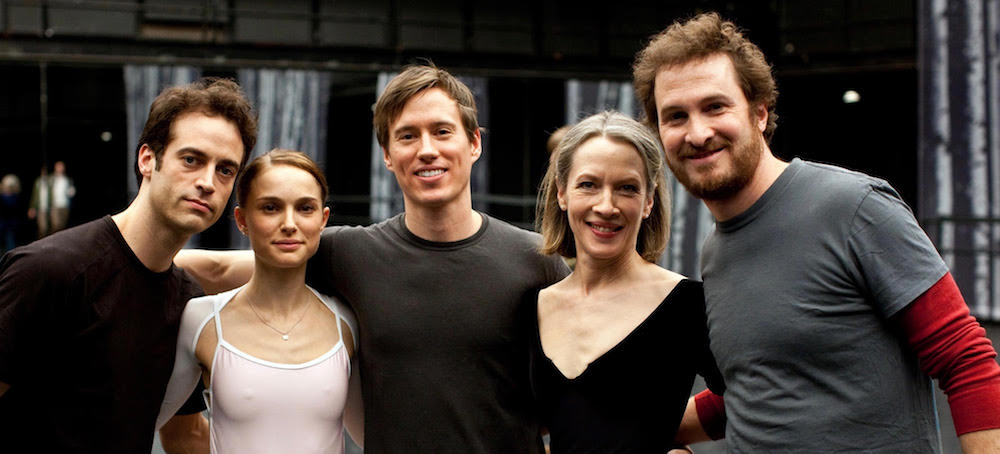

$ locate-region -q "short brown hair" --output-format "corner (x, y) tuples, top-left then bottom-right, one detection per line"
(372, 64), (479, 149)
(135, 77), (258, 185)
(236, 148), (329, 209)
(537, 111), (670, 263)
(633, 12), (778, 141)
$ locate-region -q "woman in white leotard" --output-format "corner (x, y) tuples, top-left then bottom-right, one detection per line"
(157, 149), (363, 453)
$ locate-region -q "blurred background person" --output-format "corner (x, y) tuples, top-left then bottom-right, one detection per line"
(0, 174), (21, 254)
(26, 166), (49, 239)
(48, 161), (75, 234)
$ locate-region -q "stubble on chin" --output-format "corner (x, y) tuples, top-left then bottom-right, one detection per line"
(668, 133), (764, 201)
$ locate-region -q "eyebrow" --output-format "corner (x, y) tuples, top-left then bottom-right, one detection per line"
(254, 195), (321, 204)
(392, 120), (458, 137)
(659, 94), (734, 115)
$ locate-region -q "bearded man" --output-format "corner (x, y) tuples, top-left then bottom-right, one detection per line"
(634, 12), (1000, 453)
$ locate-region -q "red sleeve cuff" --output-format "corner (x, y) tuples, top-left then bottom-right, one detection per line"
(948, 383), (1000, 435)
(898, 272), (1000, 435)
(694, 389), (726, 440)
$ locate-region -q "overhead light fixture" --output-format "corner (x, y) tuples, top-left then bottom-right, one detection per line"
(842, 90), (861, 104)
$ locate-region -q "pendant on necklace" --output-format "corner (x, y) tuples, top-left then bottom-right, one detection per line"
(282, 335), (289, 341)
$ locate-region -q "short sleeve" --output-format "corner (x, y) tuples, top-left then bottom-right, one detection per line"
(306, 226), (342, 296)
(849, 184), (948, 318)
(155, 294), (219, 429)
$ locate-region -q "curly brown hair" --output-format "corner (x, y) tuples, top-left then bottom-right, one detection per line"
(633, 12), (778, 142)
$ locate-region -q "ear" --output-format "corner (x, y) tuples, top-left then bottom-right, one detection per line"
(382, 146), (394, 171)
(556, 185), (568, 211)
(469, 128), (483, 163)
(753, 103), (768, 133)
(321, 206), (331, 226)
(234, 206), (248, 235)
(137, 144), (157, 179)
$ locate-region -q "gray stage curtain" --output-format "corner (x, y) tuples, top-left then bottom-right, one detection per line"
(233, 68), (332, 248)
(564, 79), (713, 278)
(369, 73), (490, 223)
(919, 0), (1000, 321)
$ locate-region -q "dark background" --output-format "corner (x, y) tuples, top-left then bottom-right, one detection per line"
(0, 0), (918, 246)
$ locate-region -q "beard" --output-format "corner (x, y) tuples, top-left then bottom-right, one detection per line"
(666, 130), (764, 201)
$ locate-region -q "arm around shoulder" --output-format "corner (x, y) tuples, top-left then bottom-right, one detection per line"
(174, 249), (255, 294)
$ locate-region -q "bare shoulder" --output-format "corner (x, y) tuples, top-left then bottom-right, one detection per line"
(635, 263), (688, 302)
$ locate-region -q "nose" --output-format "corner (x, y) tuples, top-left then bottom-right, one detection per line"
(195, 166), (216, 194)
(685, 114), (714, 148)
(416, 133), (439, 161)
(280, 207), (297, 234)
(593, 188), (618, 217)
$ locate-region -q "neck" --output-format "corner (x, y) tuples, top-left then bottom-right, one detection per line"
(570, 250), (648, 296)
(704, 146), (789, 222)
(402, 195), (482, 242)
(242, 261), (309, 315)
(111, 197), (189, 273)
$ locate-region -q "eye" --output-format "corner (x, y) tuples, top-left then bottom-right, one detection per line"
(218, 166), (236, 177)
(577, 181), (595, 189)
(298, 204), (317, 213)
(706, 103), (724, 113)
(663, 111), (687, 125)
(261, 203), (278, 212)
(622, 184), (640, 193)
(182, 155), (198, 165)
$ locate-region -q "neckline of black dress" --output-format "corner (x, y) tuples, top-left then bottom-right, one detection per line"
(537, 279), (691, 382)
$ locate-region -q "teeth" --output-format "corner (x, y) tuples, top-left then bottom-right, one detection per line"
(592, 224), (616, 233)
(417, 169), (445, 177)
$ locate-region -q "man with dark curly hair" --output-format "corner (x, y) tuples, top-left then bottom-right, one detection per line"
(0, 77), (257, 453)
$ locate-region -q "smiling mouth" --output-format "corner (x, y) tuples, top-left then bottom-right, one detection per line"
(416, 169), (445, 177)
(588, 223), (622, 233)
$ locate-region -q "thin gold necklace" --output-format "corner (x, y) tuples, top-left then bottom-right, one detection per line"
(246, 296), (310, 341)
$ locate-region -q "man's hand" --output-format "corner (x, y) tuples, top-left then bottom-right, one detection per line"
(159, 413), (209, 454)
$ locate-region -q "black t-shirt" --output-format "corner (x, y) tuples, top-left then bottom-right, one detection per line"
(0, 216), (203, 452)
(528, 279), (725, 454)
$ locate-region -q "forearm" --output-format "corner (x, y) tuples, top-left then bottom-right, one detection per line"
(898, 273), (1000, 435)
(674, 396), (712, 445)
(159, 413), (209, 454)
(174, 249), (254, 294)
(675, 390), (725, 445)
(959, 428), (1000, 453)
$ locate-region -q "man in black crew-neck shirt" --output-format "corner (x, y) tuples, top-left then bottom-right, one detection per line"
(0, 78), (257, 453)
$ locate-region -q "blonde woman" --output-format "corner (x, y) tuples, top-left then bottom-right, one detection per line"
(529, 111), (724, 453)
